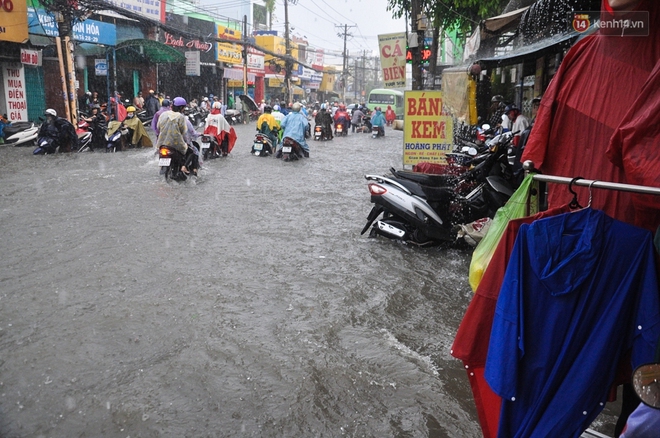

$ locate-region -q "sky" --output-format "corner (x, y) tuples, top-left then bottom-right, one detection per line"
(198, 0), (408, 64)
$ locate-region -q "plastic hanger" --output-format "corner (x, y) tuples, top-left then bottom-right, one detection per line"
(568, 176), (584, 209)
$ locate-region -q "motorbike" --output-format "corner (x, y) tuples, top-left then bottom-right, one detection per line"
(158, 144), (199, 182)
(4, 121), (39, 147)
(313, 124), (332, 141)
(277, 136), (307, 162)
(137, 109), (152, 127)
(360, 131), (518, 246)
(225, 109), (242, 125)
(334, 119), (349, 137)
(371, 125), (385, 139)
(185, 107), (206, 129)
(199, 134), (230, 160)
(251, 132), (275, 157)
(76, 119), (94, 152)
(33, 136), (58, 155)
(106, 121), (130, 153)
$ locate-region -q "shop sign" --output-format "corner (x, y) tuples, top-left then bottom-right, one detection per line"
(27, 8), (117, 46)
(95, 59), (108, 76)
(185, 51), (200, 76)
(217, 25), (243, 64)
(0, 0), (29, 43)
(402, 90), (453, 166)
(378, 32), (406, 89)
(247, 49), (264, 73)
(2, 63), (28, 121)
(20, 49), (41, 67)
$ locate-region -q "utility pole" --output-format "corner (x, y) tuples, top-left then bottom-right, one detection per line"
(336, 24), (355, 102)
(410, 0), (423, 90)
(242, 14), (248, 123)
(283, 0), (299, 104)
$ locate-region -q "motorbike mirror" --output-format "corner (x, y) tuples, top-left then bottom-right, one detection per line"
(632, 363), (660, 409)
(481, 124), (491, 131)
(467, 147), (478, 156)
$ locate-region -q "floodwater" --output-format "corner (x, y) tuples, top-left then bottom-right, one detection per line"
(0, 122), (620, 437)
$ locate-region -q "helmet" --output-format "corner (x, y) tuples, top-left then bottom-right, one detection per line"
(320, 103), (326, 110)
(45, 108), (57, 117)
(292, 102), (302, 112)
(90, 104), (100, 110)
(264, 105), (272, 113)
(126, 106), (137, 113)
(339, 104), (346, 110)
(173, 97), (187, 107)
(504, 104), (518, 114)
(212, 102), (221, 110)
(273, 104), (280, 111)
(161, 99), (171, 107)
(491, 95), (504, 103)
(203, 97), (209, 101)
(149, 89), (155, 94)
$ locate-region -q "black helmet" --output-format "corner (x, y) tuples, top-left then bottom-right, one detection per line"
(504, 104), (518, 114)
(264, 105), (272, 113)
(491, 95), (504, 103)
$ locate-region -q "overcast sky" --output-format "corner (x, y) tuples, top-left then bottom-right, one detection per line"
(277, 0), (407, 59)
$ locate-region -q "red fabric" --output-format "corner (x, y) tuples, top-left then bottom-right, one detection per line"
(521, 0), (660, 231)
(203, 125), (237, 154)
(385, 106), (396, 122)
(607, 59), (660, 231)
(451, 205), (570, 438)
(412, 162), (469, 176)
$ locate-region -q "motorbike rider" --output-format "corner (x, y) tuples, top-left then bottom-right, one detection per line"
(333, 104), (351, 134)
(156, 97), (199, 175)
(315, 104), (333, 139)
(256, 105), (280, 148)
(144, 89), (160, 117)
(122, 105), (153, 148)
(83, 104), (107, 150)
(351, 106), (365, 133)
(385, 105), (396, 126)
(504, 104), (530, 146)
(151, 98), (171, 137)
(204, 101), (237, 157)
(277, 102), (310, 158)
(370, 107), (386, 137)
(38, 109), (78, 152)
(0, 113), (10, 144)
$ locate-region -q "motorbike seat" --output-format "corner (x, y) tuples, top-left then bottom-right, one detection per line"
(393, 177), (456, 202)
(391, 168), (458, 187)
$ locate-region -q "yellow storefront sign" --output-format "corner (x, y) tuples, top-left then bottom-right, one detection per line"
(1, 0), (29, 43)
(402, 90), (453, 166)
(217, 25), (243, 64)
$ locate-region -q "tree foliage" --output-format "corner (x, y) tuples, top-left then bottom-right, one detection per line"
(387, 0), (508, 34)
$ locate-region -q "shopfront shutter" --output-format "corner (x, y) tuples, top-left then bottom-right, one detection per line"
(24, 66), (45, 122)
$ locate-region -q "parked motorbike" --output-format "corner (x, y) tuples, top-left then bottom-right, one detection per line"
(76, 120), (94, 152)
(277, 137), (307, 162)
(225, 109), (242, 125)
(251, 132), (275, 157)
(360, 131), (518, 246)
(4, 121), (39, 147)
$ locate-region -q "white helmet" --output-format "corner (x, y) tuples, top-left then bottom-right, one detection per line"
(203, 97), (209, 101)
(212, 102), (221, 109)
(45, 108), (57, 117)
(273, 104), (280, 111)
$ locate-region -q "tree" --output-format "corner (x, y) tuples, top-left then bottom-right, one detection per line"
(263, 0), (276, 31)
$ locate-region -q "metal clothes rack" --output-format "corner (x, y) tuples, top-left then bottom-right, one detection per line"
(523, 161), (660, 197)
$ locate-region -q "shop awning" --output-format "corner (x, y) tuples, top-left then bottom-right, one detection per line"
(478, 31), (580, 66)
(115, 39), (185, 63)
(483, 7), (530, 36)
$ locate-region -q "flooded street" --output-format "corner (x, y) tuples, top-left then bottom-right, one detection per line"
(0, 123), (619, 437)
